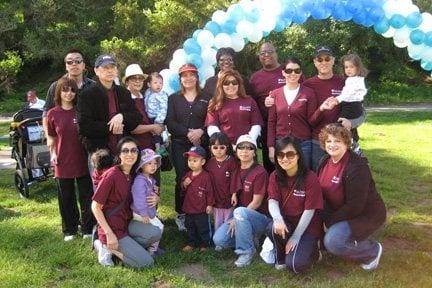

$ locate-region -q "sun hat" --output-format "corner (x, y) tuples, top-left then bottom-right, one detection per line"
(94, 54), (116, 68)
(136, 149), (162, 172)
(183, 146), (206, 158)
(178, 63), (198, 75)
(122, 64), (147, 84)
(236, 134), (257, 149)
(314, 46), (334, 58)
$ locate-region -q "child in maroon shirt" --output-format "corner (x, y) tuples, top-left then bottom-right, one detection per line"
(181, 146), (215, 252)
(91, 148), (113, 189)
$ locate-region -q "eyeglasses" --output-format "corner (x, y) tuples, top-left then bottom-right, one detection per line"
(284, 68), (302, 74)
(276, 151), (297, 160)
(316, 56), (332, 63)
(211, 145), (227, 150)
(219, 57), (233, 63)
(128, 75), (145, 81)
(120, 147), (139, 154)
(65, 59), (83, 65)
(61, 86), (77, 93)
(237, 144), (254, 151)
(259, 50), (275, 56)
(223, 80), (239, 86)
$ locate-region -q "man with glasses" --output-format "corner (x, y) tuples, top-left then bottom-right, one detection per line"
(304, 46), (364, 171)
(249, 42), (286, 173)
(43, 49), (94, 148)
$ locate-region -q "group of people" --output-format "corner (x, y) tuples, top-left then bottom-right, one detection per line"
(37, 42), (386, 272)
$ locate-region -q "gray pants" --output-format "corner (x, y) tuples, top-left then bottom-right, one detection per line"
(118, 220), (162, 268)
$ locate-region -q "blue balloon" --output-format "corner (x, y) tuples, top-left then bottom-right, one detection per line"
(311, 5), (331, 20)
(324, 0), (338, 10)
(406, 12), (423, 29)
(292, 7), (309, 24)
(368, 7), (385, 24)
(352, 11), (367, 26)
(183, 38), (201, 55)
(246, 8), (260, 23)
(204, 21), (221, 36)
(373, 18), (390, 34)
(282, 4), (295, 22)
(421, 60), (432, 71)
(410, 29), (426, 45)
(424, 32), (432, 47)
(220, 20), (237, 34)
(331, 3), (353, 22)
(274, 18), (287, 32)
(301, 0), (314, 13)
(263, 31), (270, 37)
(168, 74), (180, 92)
(227, 4), (245, 22)
(346, 1), (363, 15)
(192, 29), (202, 39)
(389, 14), (406, 29)
(186, 53), (203, 69)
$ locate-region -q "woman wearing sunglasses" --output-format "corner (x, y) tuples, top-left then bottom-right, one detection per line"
(213, 134), (270, 268)
(267, 58), (317, 170)
(206, 69), (263, 146)
(268, 137), (323, 273)
(317, 124), (386, 271)
(91, 137), (162, 268)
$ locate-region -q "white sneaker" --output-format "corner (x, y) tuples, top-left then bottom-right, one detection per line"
(274, 263), (286, 270)
(82, 234), (92, 240)
(360, 243), (383, 271)
(94, 239), (114, 267)
(234, 252), (254, 267)
(175, 214), (187, 232)
(214, 245), (223, 252)
(64, 235), (75, 241)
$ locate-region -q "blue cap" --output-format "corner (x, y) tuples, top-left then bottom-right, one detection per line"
(94, 54), (116, 68)
(314, 46), (333, 57)
(183, 146), (206, 158)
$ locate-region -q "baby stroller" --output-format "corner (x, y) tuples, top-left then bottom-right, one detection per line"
(9, 108), (52, 198)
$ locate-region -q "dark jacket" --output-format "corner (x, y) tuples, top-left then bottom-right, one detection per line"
(318, 151), (386, 240)
(76, 79), (142, 152)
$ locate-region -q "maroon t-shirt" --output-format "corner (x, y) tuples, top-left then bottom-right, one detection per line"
(268, 170), (323, 237)
(267, 85), (317, 146)
(132, 97), (154, 150)
(107, 87), (120, 153)
(249, 65), (286, 120)
(205, 97), (263, 145)
(205, 156), (239, 209)
(231, 164), (268, 215)
(303, 75), (345, 139)
(92, 166), (132, 244)
(318, 152), (350, 211)
(47, 106), (88, 178)
(182, 170), (215, 214)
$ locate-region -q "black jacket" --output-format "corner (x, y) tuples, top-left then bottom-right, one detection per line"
(318, 151), (386, 240)
(76, 79), (141, 152)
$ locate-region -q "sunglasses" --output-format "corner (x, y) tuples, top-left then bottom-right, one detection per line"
(237, 144), (254, 151)
(128, 75), (145, 81)
(211, 145), (227, 150)
(65, 59), (83, 65)
(284, 68), (302, 74)
(259, 50), (275, 56)
(276, 151), (297, 160)
(61, 86), (77, 93)
(120, 147), (139, 154)
(223, 80), (239, 86)
(219, 57), (233, 63)
(316, 56), (332, 63)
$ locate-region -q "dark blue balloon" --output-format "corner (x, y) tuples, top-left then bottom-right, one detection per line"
(282, 4), (295, 22)
(183, 38), (201, 55)
(292, 7), (309, 24)
(346, 1), (363, 15)
(410, 29), (426, 45)
(324, 0), (338, 10)
(406, 12), (423, 28)
(389, 14), (406, 29)
(373, 18), (390, 34)
(331, 3), (353, 22)
(368, 7), (385, 24)
(352, 11), (367, 26)
(204, 21), (221, 36)
(424, 32), (432, 47)
(301, 0), (314, 13)
(311, 5), (331, 20)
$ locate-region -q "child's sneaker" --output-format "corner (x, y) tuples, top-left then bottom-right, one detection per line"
(175, 214), (187, 232)
(182, 245), (194, 252)
(94, 239), (114, 266)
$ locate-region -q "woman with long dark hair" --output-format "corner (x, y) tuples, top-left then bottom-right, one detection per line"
(268, 137), (323, 273)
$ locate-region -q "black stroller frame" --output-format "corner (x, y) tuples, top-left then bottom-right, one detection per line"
(9, 108), (52, 198)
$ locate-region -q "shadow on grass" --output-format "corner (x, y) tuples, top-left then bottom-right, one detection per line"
(0, 206), (21, 220)
(366, 111), (432, 125)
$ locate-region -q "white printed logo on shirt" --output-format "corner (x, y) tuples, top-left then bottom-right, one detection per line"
(293, 189), (306, 197)
(331, 176), (340, 184)
(331, 89), (342, 97)
(278, 78), (286, 85)
(239, 105), (251, 111)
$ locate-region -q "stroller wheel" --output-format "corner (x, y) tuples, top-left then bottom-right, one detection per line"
(14, 170), (29, 198)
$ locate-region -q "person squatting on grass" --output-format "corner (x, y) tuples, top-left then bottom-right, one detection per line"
(91, 137), (162, 268)
(46, 77), (95, 241)
(317, 123), (386, 271)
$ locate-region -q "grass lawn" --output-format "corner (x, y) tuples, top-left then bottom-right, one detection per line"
(0, 111), (431, 287)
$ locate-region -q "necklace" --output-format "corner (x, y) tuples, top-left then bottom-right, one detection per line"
(216, 155), (229, 168)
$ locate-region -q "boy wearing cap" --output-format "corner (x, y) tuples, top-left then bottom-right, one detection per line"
(181, 146), (215, 252)
(131, 148), (164, 256)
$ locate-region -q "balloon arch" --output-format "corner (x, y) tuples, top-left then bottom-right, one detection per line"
(160, 0), (432, 94)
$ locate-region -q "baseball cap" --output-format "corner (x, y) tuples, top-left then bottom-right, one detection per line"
(136, 149), (161, 172)
(95, 54), (117, 68)
(236, 134), (257, 149)
(183, 146), (206, 158)
(178, 63), (198, 75)
(314, 46), (334, 58)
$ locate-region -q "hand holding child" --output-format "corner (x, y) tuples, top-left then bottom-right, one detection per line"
(231, 193), (238, 207)
(206, 206), (213, 214)
(141, 216), (150, 224)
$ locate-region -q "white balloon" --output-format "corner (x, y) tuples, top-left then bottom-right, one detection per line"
(230, 33), (245, 52)
(393, 27), (412, 45)
(169, 59), (183, 71)
(383, 0), (400, 19)
(382, 27), (396, 38)
(160, 68), (176, 92)
(172, 49), (187, 62)
(197, 30), (215, 49)
(212, 10), (227, 25)
(201, 47), (217, 66)
(419, 12), (432, 32)
(200, 65), (216, 81)
(420, 48), (432, 62)
(238, 0), (255, 12)
(393, 38), (409, 48)
(257, 13), (276, 32)
(214, 33), (232, 49)
(236, 20), (254, 39)
(248, 27), (263, 43)
(407, 43), (426, 60)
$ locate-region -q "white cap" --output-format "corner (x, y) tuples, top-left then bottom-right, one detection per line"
(236, 134), (257, 148)
(122, 64), (147, 84)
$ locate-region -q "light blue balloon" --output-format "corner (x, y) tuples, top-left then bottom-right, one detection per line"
(331, 3), (353, 22)
(192, 29), (202, 39)
(373, 18), (390, 34)
(368, 7), (385, 24)
(274, 18), (287, 32)
(406, 12), (423, 29)
(183, 38), (201, 55)
(424, 32), (432, 47)
(410, 29), (426, 45)
(324, 0), (338, 10)
(282, 4), (295, 22)
(292, 7), (309, 24)
(311, 5), (331, 20)
(389, 14), (406, 29)
(301, 0), (314, 13)
(246, 8), (260, 23)
(186, 53), (203, 69)
(221, 20), (237, 34)
(421, 60), (432, 71)
(204, 21), (221, 36)
(168, 74), (180, 92)
(227, 4), (245, 23)
(346, 1), (363, 15)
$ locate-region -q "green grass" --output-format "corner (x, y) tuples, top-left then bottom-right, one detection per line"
(1, 111), (432, 287)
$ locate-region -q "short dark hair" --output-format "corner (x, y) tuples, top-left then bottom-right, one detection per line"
(91, 148), (113, 171)
(64, 48), (85, 62)
(114, 136), (140, 175)
(284, 57), (302, 70)
(209, 132), (234, 156)
(54, 76), (79, 106)
(216, 47), (235, 63)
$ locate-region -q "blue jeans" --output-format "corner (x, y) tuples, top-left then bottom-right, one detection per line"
(311, 140), (325, 172)
(300, 140), (312, 170)
(324, 221), (380, 264)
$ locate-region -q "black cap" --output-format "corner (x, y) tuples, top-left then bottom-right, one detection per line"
(314, 46), (333, 58)
(94, 54), (116, 68)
